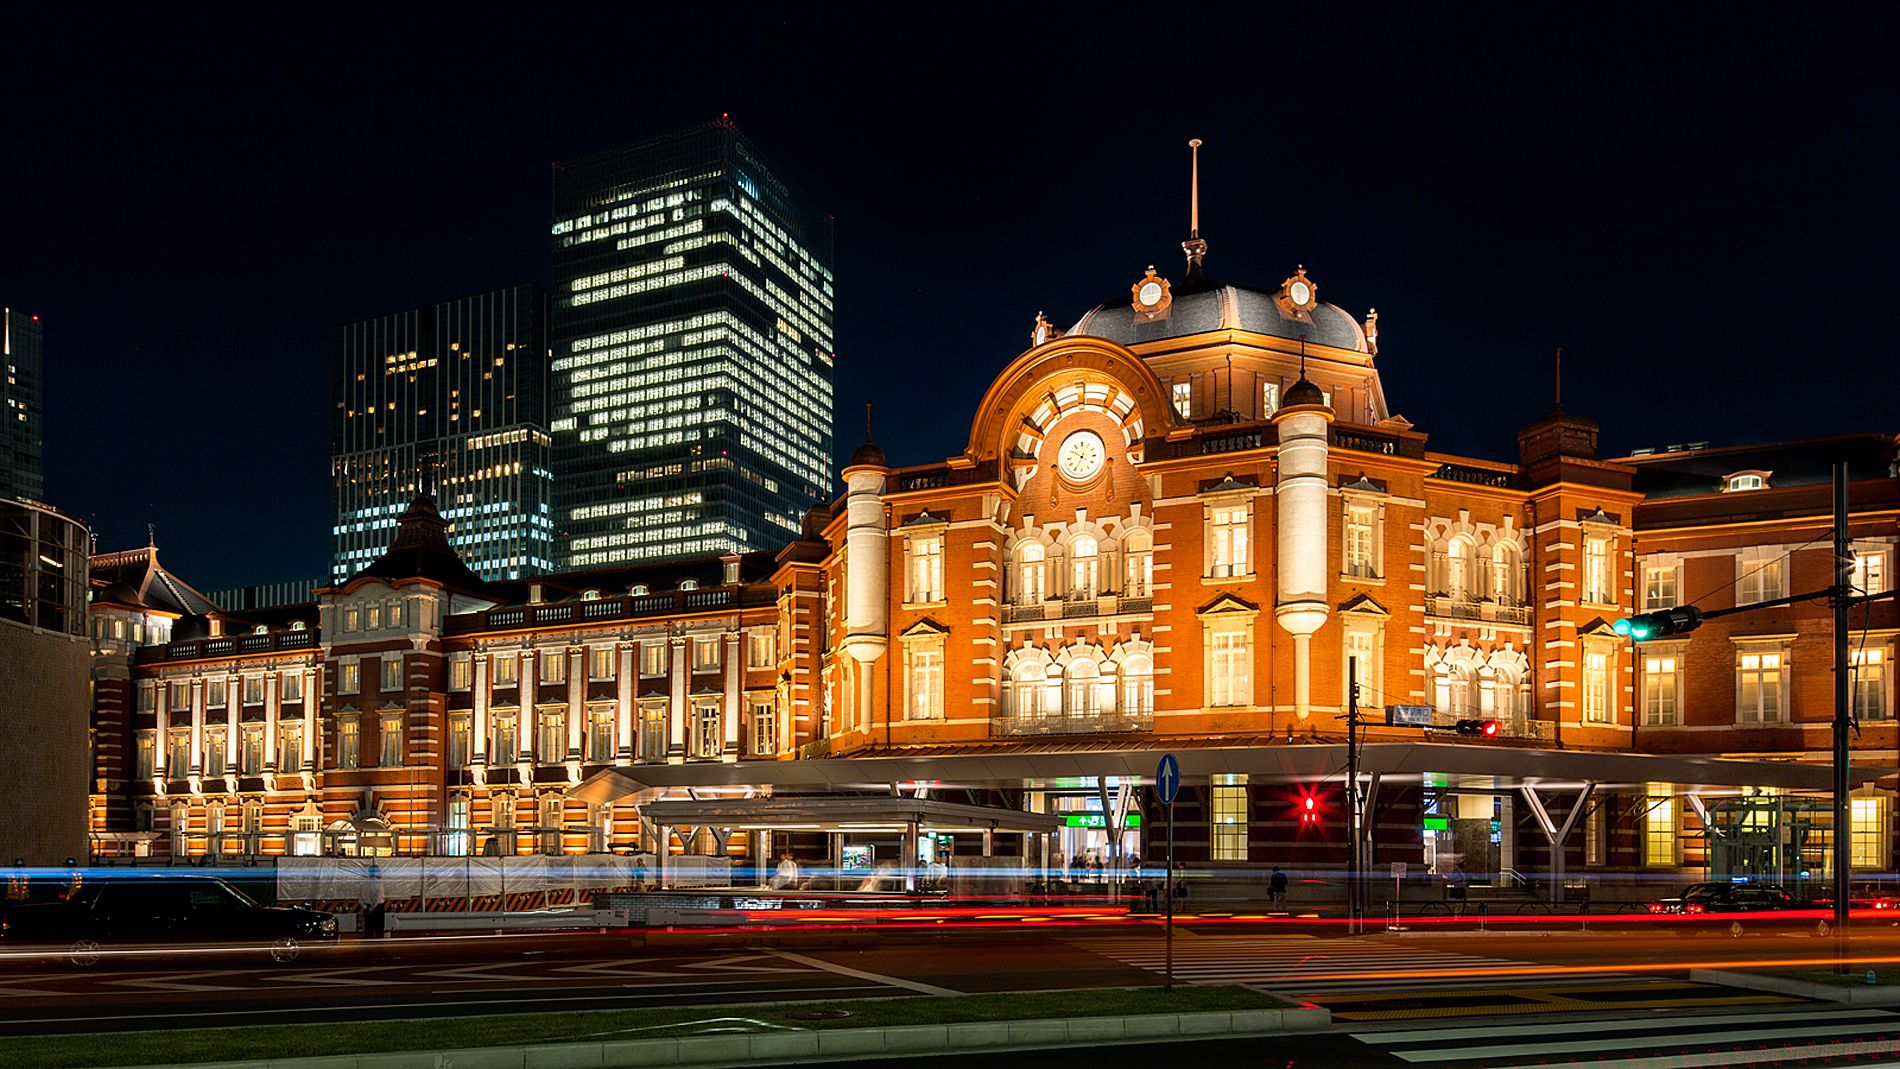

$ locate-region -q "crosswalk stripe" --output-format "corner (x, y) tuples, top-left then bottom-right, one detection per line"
(1357, 1007), (1893, 1044)
(1069, 934), (1623, 992)
(1375, 1017), (1900, 1065)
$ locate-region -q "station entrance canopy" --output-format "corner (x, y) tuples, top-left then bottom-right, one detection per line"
(571, 742), (1889, 804)
(636, 795), (1061, 835)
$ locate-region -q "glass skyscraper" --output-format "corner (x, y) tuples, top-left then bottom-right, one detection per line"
(1, 307), (45, 503)
(550, 119), (835, 569)
(331, 285), (553, 583)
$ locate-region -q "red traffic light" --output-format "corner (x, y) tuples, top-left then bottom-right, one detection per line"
(1454, 719), (1503, 737)
(1482, 719), (1500, 737)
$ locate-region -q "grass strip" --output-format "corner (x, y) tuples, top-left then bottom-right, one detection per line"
(0, 985), (1289, 1069)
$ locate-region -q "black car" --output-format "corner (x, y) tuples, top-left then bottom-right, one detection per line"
(2, 875), (336, 966)
(1648, 881), (1830, 936)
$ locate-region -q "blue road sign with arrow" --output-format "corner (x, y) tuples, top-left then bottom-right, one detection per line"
(1156, 753), (1180, 805)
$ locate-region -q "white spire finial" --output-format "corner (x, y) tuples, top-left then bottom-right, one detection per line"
(1188, 138), (1203, 238)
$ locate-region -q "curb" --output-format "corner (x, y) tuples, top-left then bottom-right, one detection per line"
(1690, 968), (1900, 1004)
(130, 1005), (1332, 1068)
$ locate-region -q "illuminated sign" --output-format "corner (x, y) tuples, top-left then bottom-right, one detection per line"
(1385, 704), (1434, 727)
(1065, 813), (1143, 829)
(1422, 817), (1450, 831)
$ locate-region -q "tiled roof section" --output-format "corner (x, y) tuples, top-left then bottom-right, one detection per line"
(1070, 279), (1367, 352)
(348, 495), (490, 595)
(87, 545), (222, 616)
(481, 549), (780, 608)
(1625, 433), (1897, 500)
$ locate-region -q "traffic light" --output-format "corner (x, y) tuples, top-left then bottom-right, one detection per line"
(1613, 606), (1703, 641)
(1300, 795), (1319, 825)
(1454, 719), (1501, 737)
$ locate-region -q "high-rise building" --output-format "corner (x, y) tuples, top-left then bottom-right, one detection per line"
(550, 119), (835, 569)
(331, 285), (553, 583)
(1, 307), (45, 503)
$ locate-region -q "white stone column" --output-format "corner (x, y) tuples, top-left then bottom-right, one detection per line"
(723, 633), (741, 754)
(156, 683), (170, 776)
(1271, 391), (1335, 721)
(472, 653), (489, 765)
(189, 678), (206, 774)
(616, 644), (634, 762)
(567, 647), (584, 759)
(225, 672), (241, 771)
(302, 667), (319, 770)
(669, 636), (688, 756)
(519, 650), (536, 762)
(264, 671), (280, 771)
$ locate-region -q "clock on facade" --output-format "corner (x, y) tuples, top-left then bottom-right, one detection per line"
(1057, 429), (1107, 482)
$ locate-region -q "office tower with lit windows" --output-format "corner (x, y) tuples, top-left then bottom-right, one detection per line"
(550, 119), (835, 569)
(331, 285), (553, 583)
(2, 307), (45, 503)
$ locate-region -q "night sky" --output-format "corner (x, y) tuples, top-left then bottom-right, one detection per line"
(6, 9), (1895, 592)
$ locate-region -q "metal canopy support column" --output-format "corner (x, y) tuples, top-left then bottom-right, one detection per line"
(1519, 782), (1596, 904)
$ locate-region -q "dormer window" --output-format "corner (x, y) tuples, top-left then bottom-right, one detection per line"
(1725, 471), (1771, 492)
(290, 619), (307, 631)
(629, 583), (649, 596)
(253, 624), (269, 635)
(678, 579), (699, 591)
(580, 589), (601, 601)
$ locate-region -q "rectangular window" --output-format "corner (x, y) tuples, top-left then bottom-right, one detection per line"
(493, 655), (519, 686)
(1344, 628), (1377, 706)
(167, 731), (190, 775)
(587, 707), (614, 762)
(1643, 655), (1680, 726)
(1344, 506), (1376, 578)
(203, 728), (226, 777)
(751, 701), (777, 756)
(640, 703), (667, 761)
(909, 535), (944, 603)
(1583, 538), (1611, 605)
(450, 658), (471, 691)
(448, 716), (471, 768)
(492, 713), (518, 761)
(446, 798), (470, 857)
(590, 803), (613, 854)
(241, 727), (263, 774)
(378, 714), (402, 767)
(748, 632), (776, 669)
(1584, 804), (1605, 867)
(343, 608), (360, 631)
(1209, 505), (1249, 578)
(1852, 796), (1890, 870)
(590, 647), (615, 680)
(282, 673), (303, 702)
(337, 719), (360, 769)
(692, 702), (721, 758)
(1172, 380), (1192, 419)
(171, 682), (191, 711)
(379, 658), (402, 692)
(278, 723), (302, 771)
(537, 710), (565, 763)
(366, 605), (381, 630)
(388, 601), (402, 627)
(206, 680), (227, 708)
(541, 650), (567, 684)
(1737, 550), (1787, 605)
(243, 675), (265, 704)
(1646, 793), (1678, 866)
(693, 636), (720, 670)
(1853, 648), (1890, 721)
(1262, 381), (1279, 417)
(1209, 622), (1251, 707)
(1211, 776), (1248, 861)
(138, 682), (156, 713)
(539, 797), (565, 856)
(1853, 551), (1891, 596)
(1738, 650), (1785, 724)
(338, 662), (360, 694)
(1643, 565), (1680, 611)
(641, 643), (666, 677)
(1583, 650), (1612, 724)
(135, 731), (155, 778)
(907, 640), (944, 720)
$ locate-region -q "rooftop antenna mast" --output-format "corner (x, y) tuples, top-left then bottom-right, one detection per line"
(1183, 138), (1207, 277)
(1554, 347), (1564, 411)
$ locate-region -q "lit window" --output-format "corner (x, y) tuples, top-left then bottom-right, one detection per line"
(908, 534), (944, 603)
(1852, 550), (1890, 596)
(1490, 542), (1520, 603)
(587, 706), (615, 761)
(1345, 505), (1378, 579)
(343, 608), (361, 631)
(450, 658), (472, 691)
(747, 632), (776, 669)
(1262, 382), (1279, 417)
(493, 655), (519, 686)
(1123, 529), (1153, 597)
(135, 732), (155, 779)
(448, 716), (471, 769)
(378, 714), (403, 767)
(338, 662), (360, 694)
(366, 606), (381, 630)
(1646, 792), (1678, 866)
(337, 719), (360, 770)
(1211, 776), (1248, 861)
(541, 649), (567, 684)
(241, 728), (263, 774)
(379, 657), (402, 692)
(640, 703), (667, 761)
(1644, 564), (1680, 610)
(278, 723), (302, 771)
(1583, 649), (1612, 724)
(751, 702), (777, 756)
(1726, 473), (1766, 492)
(591, 647), (616, 680)
(692, 701), (721, 758)
(1208, 619), (1252, 707)
(907, 637), (945, 720)
(1852, 796), (1890, 869)
(170, 683), (191, 712)
(1016, 541), (1047, 604)
(641, 643), (667, 677)
(1122, 655), (1154, 718)
(203, 728), (227, 777)
(1583, 538), (1612, 605)
(1737, 548), (1787, 604)
(1853, 648), (1890, 722)
(492, 713), (518, 761)
(1738, 649), (1785, 724)
(1172, 381), (1192, 419)
(1070, 535), (1099, 598)
(537, 710), (565, 764)
(1344, 626), (1379, 705)
(1643, 655), (1680, 726)
(1209, 505), (1249, 578)
(1442, 537), (1473, 600)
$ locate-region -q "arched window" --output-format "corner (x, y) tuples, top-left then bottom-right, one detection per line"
(1494, 666), (1523, 720)
(629, 583), (649, 596)
(1121, 654), (1154, 718)
(1438, 661), (1479, 716)
(1446, 537), (1474, 600)
(253, 624), (269, 635)
(1016, 542), (1046, 605)
(1065, 658), (1101, 717)
(1070, 536), (1099, 599)
(1492, 542), (1521, 604)
(1011, 660), (1048, 719)
(1123, 529), (1153, 597)
(678, 579), (698, 592)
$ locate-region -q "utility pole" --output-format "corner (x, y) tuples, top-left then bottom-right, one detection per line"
(1833, 461), (1851, 969)
(1346, 658), (1360, 935)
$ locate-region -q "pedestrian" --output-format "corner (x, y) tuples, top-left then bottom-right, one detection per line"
(926, 852), (948, 890)
(1268, 865), (1287, 909)
(361, 861), (387, 938)
(1446, 860), (1469, 917)
(770, 851), (800, 889)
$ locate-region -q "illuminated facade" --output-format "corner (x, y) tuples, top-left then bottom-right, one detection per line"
(332, 285), (553, 583)
(2, 307), (45, 503)
(550, 119), (835, 570)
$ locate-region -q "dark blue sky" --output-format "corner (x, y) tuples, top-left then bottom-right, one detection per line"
(5, 9), (1895, 591)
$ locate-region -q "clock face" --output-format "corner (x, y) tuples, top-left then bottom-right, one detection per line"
(1138, 281), (1164, 307)
(1057, 430), (1107, 481)
(1289, 280), (1313, 308)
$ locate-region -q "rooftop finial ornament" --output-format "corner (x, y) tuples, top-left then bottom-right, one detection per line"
(1182, 138), (1208, 278)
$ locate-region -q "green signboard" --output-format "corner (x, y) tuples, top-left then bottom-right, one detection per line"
(1065, 813), (1143, 829)
(1422, 817), (1450, 832)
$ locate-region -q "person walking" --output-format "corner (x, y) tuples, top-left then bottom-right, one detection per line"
(1268, 865), (1288, 909)
(1446, 860), (1469, 918)
(770, 851), (801, 889)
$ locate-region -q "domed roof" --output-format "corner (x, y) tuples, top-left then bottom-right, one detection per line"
(847, 439), (887, 468)
(1069, 277), (1368, 352)
(1283, 377), (1327, 408)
